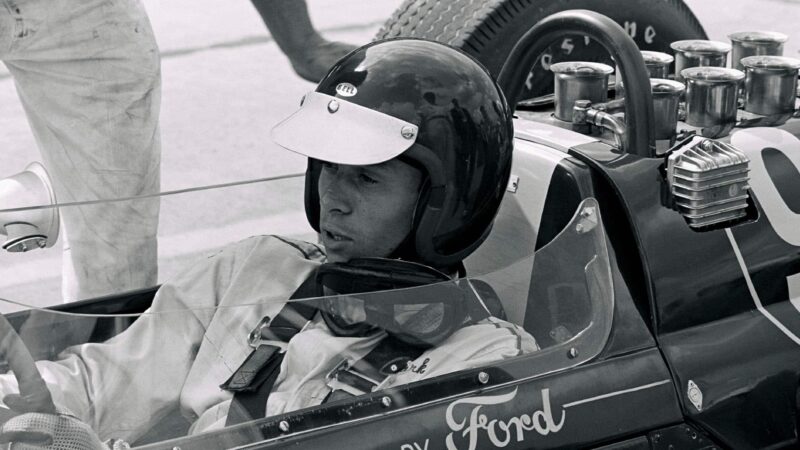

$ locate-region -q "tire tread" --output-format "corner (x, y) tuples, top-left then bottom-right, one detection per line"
(375, 0), (706, 99)
(376, 0), (705, 57)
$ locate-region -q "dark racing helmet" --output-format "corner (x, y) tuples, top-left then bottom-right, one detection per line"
(272, 38), (514, 268)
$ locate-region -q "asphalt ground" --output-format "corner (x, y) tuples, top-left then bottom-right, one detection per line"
(0, 0), (798, 311)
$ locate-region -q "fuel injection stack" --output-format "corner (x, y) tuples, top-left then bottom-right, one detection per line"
(547, 30), (799, 229)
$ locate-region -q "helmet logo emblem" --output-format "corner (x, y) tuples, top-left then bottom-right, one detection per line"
(401, 125), (417, 140)
(336, 83), (358, 97)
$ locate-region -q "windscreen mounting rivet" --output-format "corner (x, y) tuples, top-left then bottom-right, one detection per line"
(381, 396), (392, 408)
(327, 100), (340, 113)
(279, 420), (290, 432)
(568, 347), (579, 359)
(401, 125), (417, 140)
(477, 371), (490, 385)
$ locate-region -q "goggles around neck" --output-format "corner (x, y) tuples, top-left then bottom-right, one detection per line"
(316, 258), (472, 348)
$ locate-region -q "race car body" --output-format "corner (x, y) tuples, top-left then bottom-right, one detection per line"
(0, 3), (799, 450)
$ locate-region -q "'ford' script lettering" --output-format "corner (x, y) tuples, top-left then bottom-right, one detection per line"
(445, 388), (565, 450)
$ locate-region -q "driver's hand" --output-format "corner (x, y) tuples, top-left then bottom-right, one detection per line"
(0, 410), (116, 450)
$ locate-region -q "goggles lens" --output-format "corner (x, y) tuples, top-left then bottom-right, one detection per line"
(316, 258), (467, 347)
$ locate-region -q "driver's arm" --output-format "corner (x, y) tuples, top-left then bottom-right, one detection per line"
(385, 316), (538, 387)
(0, 239), (243, 443)
(0, 235), (320, 444)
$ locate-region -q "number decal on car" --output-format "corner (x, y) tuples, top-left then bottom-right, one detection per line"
(732, 129), (800, 246)
(729, 128), (800, 346)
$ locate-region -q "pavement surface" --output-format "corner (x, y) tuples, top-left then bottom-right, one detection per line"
(0, 0), (798, 311)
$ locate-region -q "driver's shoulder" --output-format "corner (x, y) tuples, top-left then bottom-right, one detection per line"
(388, 317), (537, 383)
(149, 235), (323, 314)
(227, 235), (326, 263)
(207, 235), (325, 308)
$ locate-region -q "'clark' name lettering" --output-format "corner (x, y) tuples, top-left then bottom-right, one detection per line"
(445, 388), (564, 450)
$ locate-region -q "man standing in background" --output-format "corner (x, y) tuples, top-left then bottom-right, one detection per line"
(0, 0), (352, 302)
(250, 0), (357, 82)
(0, 0), (162, 301)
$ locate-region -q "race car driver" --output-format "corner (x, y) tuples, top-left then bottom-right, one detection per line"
(0, 38), (537, 448)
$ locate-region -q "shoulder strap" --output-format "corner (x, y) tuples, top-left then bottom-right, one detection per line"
(224, 274), (502, 423)
(224, 271), (321, 426)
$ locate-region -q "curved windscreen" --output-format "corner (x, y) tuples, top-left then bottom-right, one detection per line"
(0, 173), (315, 311)
(466, 197), (613, 378)
(0, 183), (612, 448)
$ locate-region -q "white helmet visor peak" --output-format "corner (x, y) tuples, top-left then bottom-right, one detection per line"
(271, 92), (419, 166)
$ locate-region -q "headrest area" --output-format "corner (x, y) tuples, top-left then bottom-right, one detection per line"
(464, 139), (593, 336)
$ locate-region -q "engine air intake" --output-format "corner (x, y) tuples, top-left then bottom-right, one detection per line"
(666, 137), (751, 228)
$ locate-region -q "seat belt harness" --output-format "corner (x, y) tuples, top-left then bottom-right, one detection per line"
(222, 272), (320, 425)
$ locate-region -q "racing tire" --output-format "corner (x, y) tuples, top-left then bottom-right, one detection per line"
(375, 0), (707, 102)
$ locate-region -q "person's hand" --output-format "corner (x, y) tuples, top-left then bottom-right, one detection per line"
(0, 394), (114, 450)
(291, 38), (357, 83)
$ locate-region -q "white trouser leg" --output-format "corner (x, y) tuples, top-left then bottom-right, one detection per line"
(0, 0), (161, 300)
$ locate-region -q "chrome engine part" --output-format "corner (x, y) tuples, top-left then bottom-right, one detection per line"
(666, 137), (750, 228)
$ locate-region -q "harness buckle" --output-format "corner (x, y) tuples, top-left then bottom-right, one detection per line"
(325, 359), (381, 397)
(248, 316), (288, 351)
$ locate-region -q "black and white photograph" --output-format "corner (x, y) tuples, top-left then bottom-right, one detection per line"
(0, 0), (798, 448)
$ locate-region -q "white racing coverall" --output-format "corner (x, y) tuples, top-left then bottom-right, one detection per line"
(0, 0), (161, 300)
(0, 236), (537, 443)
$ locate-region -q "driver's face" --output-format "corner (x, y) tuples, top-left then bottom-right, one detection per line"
(318, 158), (422, 263)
